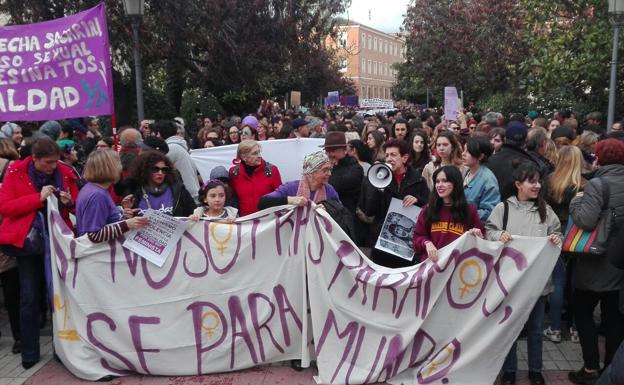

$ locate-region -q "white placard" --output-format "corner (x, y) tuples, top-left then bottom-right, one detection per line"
(444, 86), (459, 122)
(374, 198), (421, 260)
(122, 209), (189, 267)
(360, 98), (394, 109)
(190, 138), (324, 184)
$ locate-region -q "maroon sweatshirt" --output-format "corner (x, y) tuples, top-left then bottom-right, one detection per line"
(412, 204), (484, 260)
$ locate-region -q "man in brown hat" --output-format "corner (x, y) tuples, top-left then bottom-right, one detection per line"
(323, 131), (363, 216)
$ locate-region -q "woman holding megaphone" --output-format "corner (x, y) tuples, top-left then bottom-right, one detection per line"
(359, 139), (429, 268)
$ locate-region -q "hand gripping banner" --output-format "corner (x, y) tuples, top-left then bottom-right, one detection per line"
(47, 199), (559, 384)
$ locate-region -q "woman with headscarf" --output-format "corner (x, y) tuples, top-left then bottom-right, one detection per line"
(257, 151), (340, 209)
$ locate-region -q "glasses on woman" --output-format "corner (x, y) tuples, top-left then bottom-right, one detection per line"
(151, 166), (170, 174)
(241, 130), (252, 135)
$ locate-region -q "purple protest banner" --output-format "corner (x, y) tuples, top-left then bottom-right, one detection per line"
(0, 4), (114, 121)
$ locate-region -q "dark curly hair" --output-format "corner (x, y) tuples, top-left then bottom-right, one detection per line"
(128, 150), (176, 186)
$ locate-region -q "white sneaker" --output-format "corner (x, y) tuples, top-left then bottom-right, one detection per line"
(543, 326), (562, 343)
(570, 327), (580, 343)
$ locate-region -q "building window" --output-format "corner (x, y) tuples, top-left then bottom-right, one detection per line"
(339, 58), (348, 73)
(367, 36), (372, 50)
(366, 86), (370, 98)
(361, 32), (366, 46)
(373, 37), (377, 51)
(368, 60), (372, 74)
(362, 59), (366, 73)
(338, 31), (348, 48)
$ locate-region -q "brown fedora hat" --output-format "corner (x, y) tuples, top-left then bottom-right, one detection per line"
(320, 131), (347, 149)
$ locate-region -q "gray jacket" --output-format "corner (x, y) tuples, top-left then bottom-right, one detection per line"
(569, 164), (624, 292)
(486, 196), (561, 296)
(165, 136), (200, 202)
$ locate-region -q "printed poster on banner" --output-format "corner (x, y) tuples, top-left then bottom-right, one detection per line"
(375, 198), (421, 260)
(122, 209), (189, 267)
(0, 4), (114, 120)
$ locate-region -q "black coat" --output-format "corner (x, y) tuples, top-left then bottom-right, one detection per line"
(488, 144), (539, 199)
(359, 165), (429, 268)
(328, 155), (364, 214)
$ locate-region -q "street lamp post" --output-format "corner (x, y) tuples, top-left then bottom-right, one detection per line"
(123, 0), (145, 123)
(608, 0), (624, 132)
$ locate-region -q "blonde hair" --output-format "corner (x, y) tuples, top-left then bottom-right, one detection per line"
(548, 145), (584, 204)
(84, 149), (122, 184)
(543, 139), (558, 165)
(360, 122), (379, 139)
(576, 131), (599, 154)
(236, 139), (259, 159)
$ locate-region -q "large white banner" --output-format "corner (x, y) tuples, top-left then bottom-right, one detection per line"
(190, 138), (324, 183)
(306, 214), (558, 385)
(48, 199), (559, 383)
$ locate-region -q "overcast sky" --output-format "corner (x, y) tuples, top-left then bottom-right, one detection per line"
(342, 0), (410, 33)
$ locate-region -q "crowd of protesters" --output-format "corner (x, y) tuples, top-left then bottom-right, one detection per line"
(0, 104), (623, 385)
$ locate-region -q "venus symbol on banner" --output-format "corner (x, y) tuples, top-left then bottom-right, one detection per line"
(210, 222), (233, 255)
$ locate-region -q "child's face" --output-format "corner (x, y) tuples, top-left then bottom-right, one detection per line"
(204, 186), (226, 210)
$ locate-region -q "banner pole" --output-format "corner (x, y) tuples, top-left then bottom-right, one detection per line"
(112, 113), (118, 152)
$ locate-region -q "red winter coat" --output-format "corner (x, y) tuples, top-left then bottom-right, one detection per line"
(0, 157), (79, 248)
(229, 159), (282, 216)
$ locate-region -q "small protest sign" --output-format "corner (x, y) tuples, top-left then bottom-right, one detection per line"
(374, 198), (421, 260)
(122, 209), (189, 267)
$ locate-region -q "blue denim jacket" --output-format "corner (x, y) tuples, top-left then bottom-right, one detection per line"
(463, 166), (501, 222)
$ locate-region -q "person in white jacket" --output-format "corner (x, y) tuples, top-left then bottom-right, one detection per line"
(486, 161), (561, 385)
(152, 120), (200, 203)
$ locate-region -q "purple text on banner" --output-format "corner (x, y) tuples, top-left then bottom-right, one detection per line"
(0, 4), (114, 121)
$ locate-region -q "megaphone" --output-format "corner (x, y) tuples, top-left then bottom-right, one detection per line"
(367, 163), (393, 189)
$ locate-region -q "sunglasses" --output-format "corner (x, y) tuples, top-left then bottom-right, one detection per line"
(151, 166), (170, 174)
(241, 130), (252, 135)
